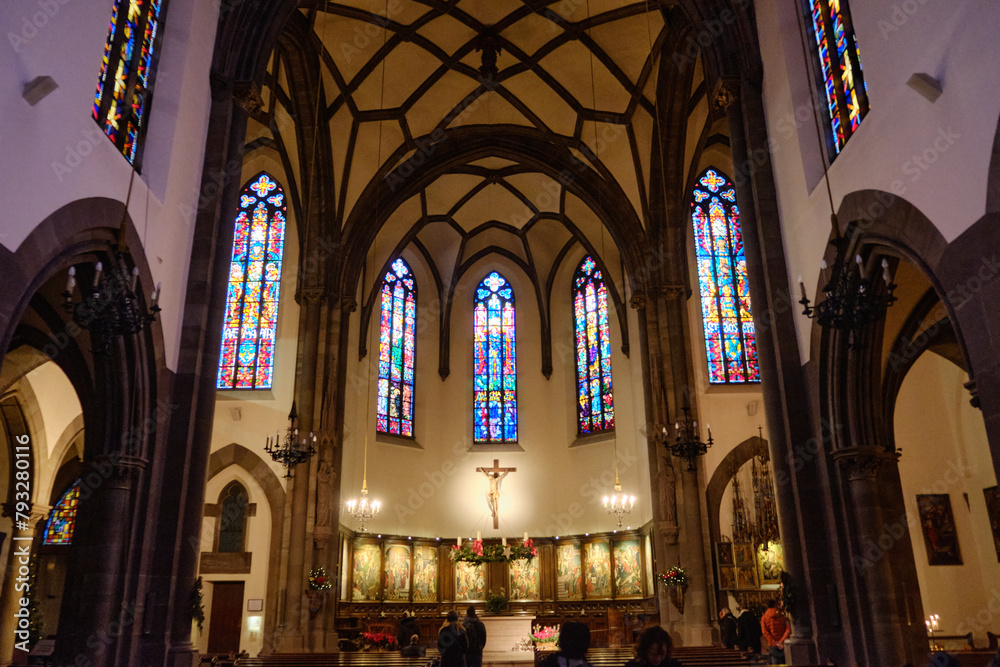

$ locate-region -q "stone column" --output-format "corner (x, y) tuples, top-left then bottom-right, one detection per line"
(59, 455), (145, 667)
(677, 460), (713, 645)
(833, 446), (906, 666)
(0, 505), (48, 667)
(276, 286), (325, 651)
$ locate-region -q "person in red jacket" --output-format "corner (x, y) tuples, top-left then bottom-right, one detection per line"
(760, 600), (790, 664)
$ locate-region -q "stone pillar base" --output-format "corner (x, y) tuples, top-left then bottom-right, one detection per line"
(786, 638), (819, 665)
(164, 645), (199, 667)
(677, 623), (715, 647)
(273, 632), (305, 653)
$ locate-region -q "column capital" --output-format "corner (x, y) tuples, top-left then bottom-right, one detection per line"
(629, 292), (646, 310)
(232, 80), (264, 116)
(712, 78), (740, 111)
(299, 286), (326, 304)
(659, 284), (689, 301)
(340, 295), (358, 313)
(832, 445), (900, 482)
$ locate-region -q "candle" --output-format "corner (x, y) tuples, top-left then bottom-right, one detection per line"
(457, 536), (462, 547)
(502, 537), (507, 546)
(151, 282), (161, 308)
(477, 531), (482, 541)
(130, 266), (139, 291)
(882, 258), (891, 284)
(93, 261), (103, 288)
(523, 532), (528, 542)
(66, 267), (76, 294)
(798, 276), (806, 301)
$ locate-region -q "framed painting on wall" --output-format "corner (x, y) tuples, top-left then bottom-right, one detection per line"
(718, 565), (737, 590)
(916, 494), (963, 566)
(756, 543), (783, 586)
(736, 565), (758, 589)
(613, 538), (643, 596)
(557, 543), (583, 599)
(716, 542), (735, 566)
(584, 541), (612, 597)
(352, 542), (382, 601)
(984, 486), (1000, 562)
(383, 544), (411, 600)
(734, 542), (754, 565)
(455, 561), (485, 601)
(509, 556), (540, 600)
(412, 545), (438, 601)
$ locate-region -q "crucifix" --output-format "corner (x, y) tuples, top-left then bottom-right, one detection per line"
(477, 459), (516, 529)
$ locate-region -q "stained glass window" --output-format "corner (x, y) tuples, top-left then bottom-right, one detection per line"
(804, 0), (869, 158)
(573, 257), (614, 434)
(43, 480), (81, 546)
(92, 0), (166, 167)
(473, 272), (517, 442)
(218, 483), (248, 553)
(377, 258), (416, 436)
(692, 168), (759, 384)
(217, 173), (286, 389)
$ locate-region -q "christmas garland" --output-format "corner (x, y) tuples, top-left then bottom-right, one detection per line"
(308, 566), (332, 590)
(451, 539), (537, 564)
(658, 566), (687, 587)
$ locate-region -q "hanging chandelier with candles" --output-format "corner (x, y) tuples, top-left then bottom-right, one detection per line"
(265, 403), (317, 478)
(798, 236), (897, 345)
(62, 174), (161, 355)
(662, 406), (713, 471)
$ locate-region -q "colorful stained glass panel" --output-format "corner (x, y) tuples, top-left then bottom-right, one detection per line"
(92, 0), (164, 166)
(43, 480), (81, 546)
(691, 168), (759, 384)
(217, 173), (286, 389)
(573, 256), (615, 434)
(474, 272), (517, 442)
(377, 258), (416, 436)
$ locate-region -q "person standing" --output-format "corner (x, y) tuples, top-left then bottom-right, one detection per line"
(736, 605), (762, 654)
(718, 608), (738, 649)
(438, 611), (469, 667)
(463, 606), (487, 667)
(760, 600), (790, 665)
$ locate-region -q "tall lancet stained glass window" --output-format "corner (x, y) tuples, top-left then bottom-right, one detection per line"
(377, 258), (416, 436)
(474, 272), (517, 442)
(692, 168), (759, 384)
(573, 257), (614, 434)
(92, 0), (166, 166)
(804, 0), (869, 158)
(43, 480), (81, 546)
(218, 174), (286, 389)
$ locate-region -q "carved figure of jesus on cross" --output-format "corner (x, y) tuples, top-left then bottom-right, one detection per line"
(477, 459), (516, 528)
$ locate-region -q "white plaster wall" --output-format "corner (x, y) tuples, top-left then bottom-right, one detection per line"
(755, 0), (1000, 364)
(894, 352), (999, 645)
(340, 246), (651, 540)
(0, 0), (221, 370)
(197, 465), (273, 656)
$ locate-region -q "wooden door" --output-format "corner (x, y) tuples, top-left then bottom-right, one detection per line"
(208, 581), (244, 653)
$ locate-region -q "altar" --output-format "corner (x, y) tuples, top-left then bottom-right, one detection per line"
(481, 614), (535, 663)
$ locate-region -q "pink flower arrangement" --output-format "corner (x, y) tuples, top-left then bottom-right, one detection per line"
(525, 538), (537, 556)
(532, 625), (559, 644)
(471, 539), (484, 556)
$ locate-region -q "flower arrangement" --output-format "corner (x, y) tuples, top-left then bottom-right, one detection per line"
(511, 637), (535, 652)
(360, 632), (398, 651)
(658, 566), (687, 587)
(308, 566), (332, 591)
(531, 625), (559, 645)
(485, 587), (510, 613)
(451, 539), (537, 564)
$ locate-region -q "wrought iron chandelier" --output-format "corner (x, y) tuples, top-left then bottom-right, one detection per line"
(798, 235), (897, 345)
(663, 406), (713, 471)
(265, 403), (317, 478)
(62, 173), (161, 355)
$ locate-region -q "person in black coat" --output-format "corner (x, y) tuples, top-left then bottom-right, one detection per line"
(401, 634), (426, 657)
(463, 606), (487, 667)
(398, 612), (420, 649)
(736, 606), (762, 654)
(623, 626), (682, 667)
(718, 608), (738, 649)
(438, 611), (469, 667)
